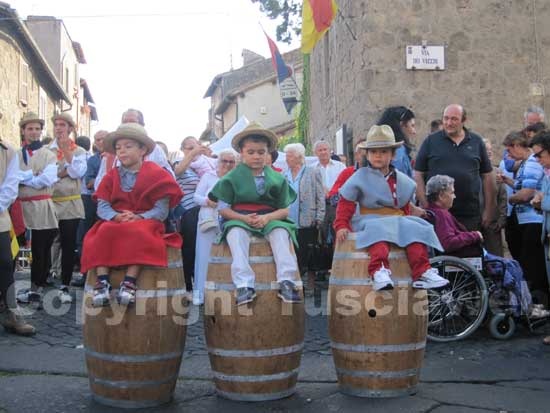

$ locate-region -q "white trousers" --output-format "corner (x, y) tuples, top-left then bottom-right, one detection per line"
(226, 227), (298, 289)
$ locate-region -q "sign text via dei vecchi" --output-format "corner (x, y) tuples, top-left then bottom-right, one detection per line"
(406, 45), (445, 70)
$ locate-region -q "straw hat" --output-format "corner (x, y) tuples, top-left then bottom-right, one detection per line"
(19, 112), (44, 128)
(51, 112), (76, 128)
(231, 122), (278, 152)
(103, 123), (156, 155)
(357, 125), (403, 150)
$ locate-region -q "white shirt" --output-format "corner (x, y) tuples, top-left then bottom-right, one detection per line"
(50, 139), (87, 179)
(193, 171), (220, 207)
(0, 151), (21, 213)
(19, 163), (59, 190)
(312, 159), (346, 192)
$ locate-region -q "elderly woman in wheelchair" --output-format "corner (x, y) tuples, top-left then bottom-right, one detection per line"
(423, 175), (549, 342)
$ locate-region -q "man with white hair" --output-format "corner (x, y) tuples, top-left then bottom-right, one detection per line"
(524, 106), (546, 127)
(311, 140), (345, 274)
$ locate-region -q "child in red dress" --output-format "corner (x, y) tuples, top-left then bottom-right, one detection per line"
(81, 123), (182, 306)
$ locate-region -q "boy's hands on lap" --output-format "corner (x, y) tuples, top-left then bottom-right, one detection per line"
(114, 211), (143, 223)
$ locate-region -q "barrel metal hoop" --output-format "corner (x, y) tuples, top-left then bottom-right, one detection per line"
(208, 342), (304, 357)
(209, 256), (274, 264)
(90, 373), (178, 389)
(92, 394), (172, 408)
(205, 281), (303, 291)
(216, 387), (296, 401)
(146, 260), (183, 269)
(84, 286), (187, 298)
(213, 368), (299, 382)
(85, 348), (183, 363)
(329, 278), (411, 286)
(333, 251), (407, 261)
(336, 367), (418, 378)
(331, 340), (426, 353)
(338, 385), (416, 398)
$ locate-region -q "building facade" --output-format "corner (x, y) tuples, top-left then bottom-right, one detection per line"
(0, 2), (70, 146)
(26, 16), (97, 135)
(204, 49), (303, 141)
(309, 0), (550, 155)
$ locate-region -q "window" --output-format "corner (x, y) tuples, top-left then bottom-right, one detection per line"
(323, 35), (330, 97)
(65, 66), (70, 94)
(39, 88), (47, 134)
(19, 57), (29, 105)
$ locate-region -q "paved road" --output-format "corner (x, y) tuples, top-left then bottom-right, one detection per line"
(1, 272), (549, 412)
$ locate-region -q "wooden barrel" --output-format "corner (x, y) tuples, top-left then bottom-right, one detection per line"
(204, 237), (305, 401)
(82, 247), (188, 408)
(328, 234), (428, 398)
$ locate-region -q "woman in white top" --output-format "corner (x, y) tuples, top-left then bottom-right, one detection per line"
(192, 149), (239, 305)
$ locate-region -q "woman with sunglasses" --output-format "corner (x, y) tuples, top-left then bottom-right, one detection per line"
(376, 106), (416, 177)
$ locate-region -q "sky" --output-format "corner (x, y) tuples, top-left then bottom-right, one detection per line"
(9, 0), (299, 151)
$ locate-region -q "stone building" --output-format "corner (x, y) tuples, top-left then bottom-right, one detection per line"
(25, 16), (96, 136)
(0, 2), (70, 146)
(204, 48), (303, 141)
(309, 0), (550, 156)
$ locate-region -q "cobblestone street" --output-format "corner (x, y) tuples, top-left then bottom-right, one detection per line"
(1, 271), (550, 412)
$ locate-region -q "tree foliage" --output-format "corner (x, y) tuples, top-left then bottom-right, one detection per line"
(251, 0), (302, 44)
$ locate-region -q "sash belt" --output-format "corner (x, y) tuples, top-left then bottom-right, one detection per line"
(359, 206), (405, 216)
(19, 195), (52, 202)
(52, 194), (81, 202)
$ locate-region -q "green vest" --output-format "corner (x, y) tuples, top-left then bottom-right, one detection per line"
(210, 163), (297, 243)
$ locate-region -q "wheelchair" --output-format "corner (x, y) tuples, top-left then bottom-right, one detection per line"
(427, 252), (548, 342)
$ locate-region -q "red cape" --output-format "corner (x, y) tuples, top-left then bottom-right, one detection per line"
(81, 161), (183, 272)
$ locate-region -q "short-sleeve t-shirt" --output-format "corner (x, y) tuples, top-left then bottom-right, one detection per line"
(415, 128), (492, 218)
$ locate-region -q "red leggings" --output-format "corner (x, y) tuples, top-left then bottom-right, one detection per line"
(367, 242), (431, 281)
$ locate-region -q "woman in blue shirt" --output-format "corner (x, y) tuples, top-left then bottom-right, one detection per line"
(500, 132), (547, 307)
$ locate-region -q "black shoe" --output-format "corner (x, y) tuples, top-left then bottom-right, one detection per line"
(278, 280), (302, 303)
(236, 287), (256, 306)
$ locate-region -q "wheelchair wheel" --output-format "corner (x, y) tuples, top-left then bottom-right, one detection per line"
(427, 256), (488, 342)
(489, 313), (516, 340)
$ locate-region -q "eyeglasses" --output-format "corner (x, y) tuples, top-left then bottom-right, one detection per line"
(534, 149), (547, 159)
(220, 159), (235, 165)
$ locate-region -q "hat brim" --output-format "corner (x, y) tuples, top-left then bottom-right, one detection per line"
(19, 119), (45, 128)
(357, 141), (404, 150)
(231, 127), (278, 152)
(103, 130), (156, 155)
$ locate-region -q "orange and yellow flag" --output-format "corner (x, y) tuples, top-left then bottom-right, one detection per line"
(301, 0), (338, 54)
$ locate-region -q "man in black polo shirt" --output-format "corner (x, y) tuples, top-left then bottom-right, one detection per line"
(415, 104), (495, 231)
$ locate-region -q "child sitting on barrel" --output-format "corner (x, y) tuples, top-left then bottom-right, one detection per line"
(208, 123), (301, 306)
(334, 125), (449, 291)
(81, 123), (183, 306)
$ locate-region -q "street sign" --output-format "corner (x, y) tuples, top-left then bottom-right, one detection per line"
(406, 45), (445, 70)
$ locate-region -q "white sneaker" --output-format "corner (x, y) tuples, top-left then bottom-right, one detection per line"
(373, 267), (394, 291)
(58, 286), (73, 304)
(192, 290), (204, 306)
(413, 268), (449, 289)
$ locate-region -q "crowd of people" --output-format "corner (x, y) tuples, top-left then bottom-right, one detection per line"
(1, 103), (549, 345)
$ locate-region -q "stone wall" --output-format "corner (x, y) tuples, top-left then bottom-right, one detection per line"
(309, 0), (550, 157)
(0, 31), (57, 146)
